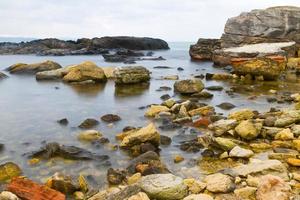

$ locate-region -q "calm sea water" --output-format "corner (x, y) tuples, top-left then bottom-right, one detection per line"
(0, 42), (298, 188)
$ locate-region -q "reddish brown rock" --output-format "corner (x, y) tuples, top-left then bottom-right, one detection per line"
(7, 177), (65, 200)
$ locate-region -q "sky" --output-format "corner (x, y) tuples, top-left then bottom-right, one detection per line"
(0, 0), (300, 42)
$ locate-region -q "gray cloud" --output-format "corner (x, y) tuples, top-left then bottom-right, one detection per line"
(0, 0), (300, 41)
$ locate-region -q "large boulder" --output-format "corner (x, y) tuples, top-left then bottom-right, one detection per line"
(139, 174), (188, 200)
(114, 66), (150, 84)
(221, 6), (300, 48)
(174, 79), (204, 94)
(62, 61), (107, 83)
(189, 38), (221, 60)
(6, 60), (62, 74)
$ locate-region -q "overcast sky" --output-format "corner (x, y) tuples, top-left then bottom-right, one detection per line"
(0, 0), (300, 41)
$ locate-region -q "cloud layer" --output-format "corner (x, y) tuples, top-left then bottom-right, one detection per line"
(0, 0), (300, 41)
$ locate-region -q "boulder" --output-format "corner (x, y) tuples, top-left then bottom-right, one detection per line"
(62, 61), (107, 83)
(0, 162), (22, 182)
(174, 79), (204, 94)
(101, 114), (121, 123)
(36, 68), (68, 80)
(189, 38), (221, 60)
(256, 175), (291, 200)
(234, 120), (262, 140)
(114, 66), (150, 84)
(231, 56), (287, 80)
(139, 174), (188, 200)
(7, 177), (65, 200)
(204, 173), (234, 193)
(120, 123), (160, 148)
(221, 6), (300, 48)
(7, 60), (62, 74)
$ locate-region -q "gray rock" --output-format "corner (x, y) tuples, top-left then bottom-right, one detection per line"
(274, 110), (300, 127)
(189, 38), (221, 60)
(229, 146), (254, 158)
(204, 173), (235, 193)
(209, 119), (238, 136)
(0, 72), (8, 80)
(139, 174), (188, 200)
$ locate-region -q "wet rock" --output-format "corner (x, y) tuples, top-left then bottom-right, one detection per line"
(120, 123), (160, 148)
(107, 168), (127, 185)
(0, 191), (20, 200)
(160, 135), (172, 146)
(177, 67), (184, 71)
(114, 66), (150, 84)
(6, 60), (62, 74)
(174, 79), (204, 94)
(191, 91), (213, 99)
(101, 114), (121, 123)
(235, 120), (262, 140)
(209, 119), (238, 136)
(256, 175), (291, 200)
(204, 173), (235, 193)
(77, 130), (102, 142)
(145, 105), (170, 117)
(63, 61), (107, 83)
(174, 155), (184, 163)
(140, 143), (157, 154)
(206, 85), (223, 91)
(7, 177), (65, 200)
(162, 75), (179, 80)
(78, 118), (99, 129)
(128, 192), (150, 200)
(160, 94), (171, 101)
(27, 142), (109, 161)
(0, 162), (22, 182)
(183, 194), (213, 200)
(139, 174), (188, 200)
(214, 137), (237, 151)
(127, 151), (169, 175)
(274, 128), (294, 140)
(228, 109), (254, 121)
(0, 72), (8, 80)
(46, 172), (78, 194)
(229, 146), (254, 158)
(217, 102), (236, 110)
(57, 118), (69, 126)
(188, 106), (215, 117)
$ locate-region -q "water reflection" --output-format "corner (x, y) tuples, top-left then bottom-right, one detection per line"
(68, 82), (106, 97)
(114, 82), (150, 97)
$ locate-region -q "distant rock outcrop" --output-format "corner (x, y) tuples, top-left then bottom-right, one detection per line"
(0, 36), (169, 55)
(190, 6), (300, 69)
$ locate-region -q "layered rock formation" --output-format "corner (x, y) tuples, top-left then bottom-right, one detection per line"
(0, 37), (169, 55)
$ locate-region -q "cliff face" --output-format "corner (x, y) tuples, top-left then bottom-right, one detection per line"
(221, 6), (300, 48)
(0, 36), (169, 55)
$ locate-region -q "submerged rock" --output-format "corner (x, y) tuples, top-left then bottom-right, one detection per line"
(217, 102), (236, 110)
(6, 60), (62, 74)
(77, 130), (102, 142)
(27, 142), (109, 161)
(107, 168), (127, 185)
(101, 114), (121, 123)
(78, 118), (99, 129)
(46, 172), (78, 194)
(0, 72), (8, 80)
(114, 66), (150, 84)
(139, 174), (188, 200)
(174, 79), (204, 94)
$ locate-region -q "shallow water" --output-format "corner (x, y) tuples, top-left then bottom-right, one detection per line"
(0, 42), (299, 189)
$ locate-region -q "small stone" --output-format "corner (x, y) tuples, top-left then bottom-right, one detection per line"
(28, 158), (40, 166)
(229, 146), (254, 158)
(217, 102), (236, 110)
(57, 118), (69, 126)
(206, 85), (223, 91)
(275, 128), (294, 140)
(215, 137), (237, 151)
(0, 191), (20, 200)
(234, 186), (256, 199)
(293, 139), (300, 151)
(183, 194), (213, 200)
(287, 158), (300, 167)
(204, 173), (234, 193)
(220, 152), (229, 159)
(78, 118), (99, 129)
(128, 192), (150, 200)
(235, 120), (262, 140)
(160, 135), (172, 145)
(209, 119), (238, 136)
(77, 130), (102, 142)
(174, 79), (204, 94)
(145, 105), (170, 117)
(74, 191), (85, 200)
(127, 173), (142, 185)
(46, 172), (78, 194)
(228, 109), (254, 121)
(183, 178), (206, 194)
(162, 98), (176, 108)
(107, 168), (126, 185)
(174, 155), (184, 163)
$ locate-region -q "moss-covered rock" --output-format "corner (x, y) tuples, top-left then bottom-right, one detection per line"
(0, 162), (22, 182)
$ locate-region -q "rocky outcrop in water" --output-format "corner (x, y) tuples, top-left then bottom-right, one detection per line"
(189, 39), (221, 60)
(6, 60), (62, 74)
(114, 66), (150, 84)
(0, 37), (169, 55)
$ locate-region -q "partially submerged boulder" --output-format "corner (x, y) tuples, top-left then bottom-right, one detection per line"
(0, 162), (22, 182)
(0, 72), (8, 80)
(63, 61), (107, 83)
(189, 38), (221, 60)
(174, 79), (204, 94)
(114, 66), (150, 84)
(7, 60), (62, 74)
